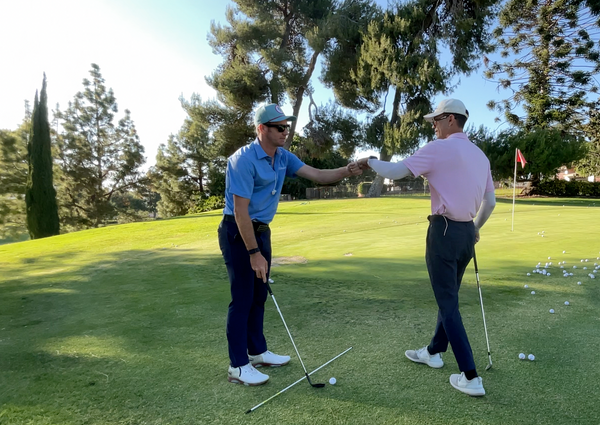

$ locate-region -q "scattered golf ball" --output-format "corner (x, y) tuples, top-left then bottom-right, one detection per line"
(519, 353), (526, 360)
(526, 273), (531, 276)
(578, 282), (582, 285)
(563, 251), (566, 254)
(524, 284), (529, 288)
(548, 257), (551, 260)
(531, 291), (536, 295)
(528, 354), (535, 361)
(268, 278), (274, 283)
(565, 301), (570, 306)
(329, 377), (337, 385)
(547, 273), (551, 276)
(549, 309), (555, 314)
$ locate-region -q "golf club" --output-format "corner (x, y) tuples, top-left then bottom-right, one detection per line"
(265, 280), (325, 388)
(473, 249), (493, 371)
(246, 346), (353, 414)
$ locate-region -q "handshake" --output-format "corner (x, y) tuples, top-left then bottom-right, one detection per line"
(346, 157), (375, 175)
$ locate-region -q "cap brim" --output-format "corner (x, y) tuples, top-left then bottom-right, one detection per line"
(423, 112), (437, 123)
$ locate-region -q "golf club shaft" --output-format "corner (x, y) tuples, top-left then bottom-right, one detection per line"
(246, 346), (353, 414)
(265, 282), (311, 376)
(268, 292), (311, 375)
(473, 251), (493, 367)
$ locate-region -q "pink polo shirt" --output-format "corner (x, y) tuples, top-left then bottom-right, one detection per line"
(403, 132), (494, 222)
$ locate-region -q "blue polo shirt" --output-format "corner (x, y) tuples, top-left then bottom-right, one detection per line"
(223, 139), (305, 224)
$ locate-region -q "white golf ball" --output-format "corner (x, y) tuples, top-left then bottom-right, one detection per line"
(531, 291), (536, 295)
(585, 259), (588, 262)
(584, 267), (587, 270)
(524, 284), (529, 288)
(564, 301), (570, 306)
(519, 353), (526, 360)
(528, 354), (535, 361)
(526, 273), (531, 277)
(548, 257), (551, 260)
(591, 275), (596, 279)
(268, 278), (274, 283)
(547, 273), (551, 276)
(549, 309), (555, 314)
(577, 282), (582, 285)
(329, 377), (337, 385)
(581, 259), (584, 262)
(573, 266), (577, 269)
(563, 251), (566, 254)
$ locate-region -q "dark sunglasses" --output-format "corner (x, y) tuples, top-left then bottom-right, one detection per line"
(433, 114), (451, 122)
(263, 123), (291, 132)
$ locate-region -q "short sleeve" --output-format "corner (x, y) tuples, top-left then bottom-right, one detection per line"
(228, 155), (255, 199)
(403, 142), (437, 178)
(283, 150), (305, 177)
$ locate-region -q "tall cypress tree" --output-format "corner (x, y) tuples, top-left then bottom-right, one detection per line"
(26, 74), (60, 239)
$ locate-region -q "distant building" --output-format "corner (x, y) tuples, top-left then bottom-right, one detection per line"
(556, 166), (599, 182)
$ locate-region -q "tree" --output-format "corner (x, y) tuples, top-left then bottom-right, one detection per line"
(0, 125), (29, 239)
(330, 0), (498, 196)
(576, 110), (600, 177)
(473, 127), (587, 183)
(208, 0), (378, 150)
(55, 64), (146, 229)
(485, 0), (600, 130)
(25, 74), (60, 239)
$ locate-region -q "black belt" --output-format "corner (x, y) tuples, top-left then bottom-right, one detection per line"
(223, 215), (270, 233)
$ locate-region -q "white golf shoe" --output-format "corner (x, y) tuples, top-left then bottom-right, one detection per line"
(249, 350), (291, 367)
(405, 346), (444, 368)
(449, 372), (485, 396)
(228, 363), (269, 386)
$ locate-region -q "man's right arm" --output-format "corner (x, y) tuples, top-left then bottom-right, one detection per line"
(233, 195), (268, 283)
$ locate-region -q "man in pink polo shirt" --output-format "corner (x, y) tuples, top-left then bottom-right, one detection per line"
(353, 99), (496, 396)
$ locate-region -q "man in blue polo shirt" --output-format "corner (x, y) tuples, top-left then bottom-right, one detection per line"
(219, 103), (360, 386)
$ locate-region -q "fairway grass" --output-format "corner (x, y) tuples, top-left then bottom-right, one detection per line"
(1, 197), (599, 424)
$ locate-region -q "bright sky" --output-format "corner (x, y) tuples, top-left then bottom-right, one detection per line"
(0, 0), (508, 167)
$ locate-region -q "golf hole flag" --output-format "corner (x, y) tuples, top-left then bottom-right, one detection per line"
(512, 148), (527, 231)
(516, 149), (527, 168)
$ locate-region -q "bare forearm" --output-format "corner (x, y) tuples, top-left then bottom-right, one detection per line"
(312, 166), (352, 184)
(234, 208), (259, 251)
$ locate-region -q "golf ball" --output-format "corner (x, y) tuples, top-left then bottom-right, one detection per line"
(549, 309), (555, 314)
(524, 284), (529, 288)
(268, 278), (274, 283)
(519, 353), (526, 360)
(565, 301), (570, 306)
(531, 291), (536, 295)
(526, 273), (531, 276)
(563, 251), (566, 254)
(578, 282), (582, 285)
(329, 377), (336, 385)
(528, 354), (535, 361)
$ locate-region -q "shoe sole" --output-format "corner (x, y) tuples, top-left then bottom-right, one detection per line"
(228, 377), (269, 386)
(252, 361), (290, 368)
(404, 352), (444, 369)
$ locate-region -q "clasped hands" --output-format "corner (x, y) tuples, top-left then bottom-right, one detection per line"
(346, 157), (373, 175)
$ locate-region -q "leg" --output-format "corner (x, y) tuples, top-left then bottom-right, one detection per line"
(247, 230), (271, 355)
(426, 218), (476, 373)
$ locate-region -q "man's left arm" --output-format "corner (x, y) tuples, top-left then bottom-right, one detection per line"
(296, 164), (357, 184)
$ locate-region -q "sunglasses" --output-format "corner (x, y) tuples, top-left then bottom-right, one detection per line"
(263, 123), (291, 132)
(432, 114), (451, 122)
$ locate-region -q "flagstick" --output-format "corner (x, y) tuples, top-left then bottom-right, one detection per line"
(512, 148), (517, 232)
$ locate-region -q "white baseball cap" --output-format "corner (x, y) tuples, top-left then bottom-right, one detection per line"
(423, 99), (469, 122)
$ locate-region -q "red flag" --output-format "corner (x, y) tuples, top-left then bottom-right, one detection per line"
(516, 149), (527, 168)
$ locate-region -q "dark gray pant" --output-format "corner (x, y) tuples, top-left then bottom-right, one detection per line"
(425, 215), (476, 374)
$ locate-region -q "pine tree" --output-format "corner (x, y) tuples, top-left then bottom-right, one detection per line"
(25, 74), (60, 239)
(55, 64), (146, 229)
(486, 0), (600, 130)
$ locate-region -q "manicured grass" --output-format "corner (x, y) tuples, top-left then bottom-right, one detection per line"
(1, 197), (599, 424)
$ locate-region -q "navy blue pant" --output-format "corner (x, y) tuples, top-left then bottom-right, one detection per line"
(425, 215), (477, 374)
(218, 219), (272, 368)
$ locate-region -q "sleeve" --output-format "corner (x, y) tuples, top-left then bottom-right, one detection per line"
(228, 155), (255, 199)
(485, 168), (495, 193)
(368, 159), (412, 180)
(284, 150), (305, 177)
(402, 143), (437, 178)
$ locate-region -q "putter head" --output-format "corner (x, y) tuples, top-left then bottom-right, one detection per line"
(313, 383), (326, 388)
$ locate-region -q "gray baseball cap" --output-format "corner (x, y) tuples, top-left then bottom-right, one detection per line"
(254, 103), (297, 126)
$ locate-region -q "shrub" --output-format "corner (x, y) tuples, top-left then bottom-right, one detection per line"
(358, 182), (372, 195)
(532, 180), (600, 197)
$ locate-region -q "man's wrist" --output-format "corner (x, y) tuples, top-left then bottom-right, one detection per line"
(248, 247), (261, 255)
